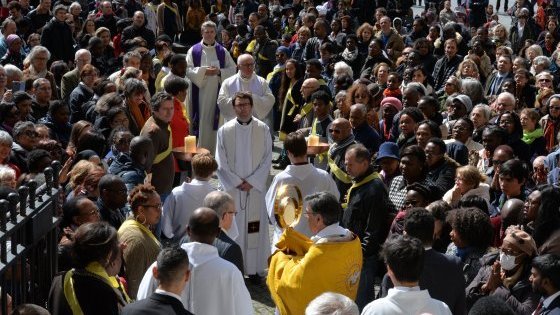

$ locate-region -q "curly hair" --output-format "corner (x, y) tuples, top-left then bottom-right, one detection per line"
(129, 184), (158, 215)
(447, 207), (493, 250)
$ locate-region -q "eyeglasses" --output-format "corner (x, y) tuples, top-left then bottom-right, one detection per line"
(549, 106), (560, 110)
(304, 211), (318, 217)
(142, 204), (162, 209)
(539, 78), (552, 82)
(501, 248), (521, 256)
(328, 128), (341, 134)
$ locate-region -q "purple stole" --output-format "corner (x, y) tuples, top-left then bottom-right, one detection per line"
(191, 42), (226, 135)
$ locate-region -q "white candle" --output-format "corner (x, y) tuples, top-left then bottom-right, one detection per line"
(185, 136), (197, 153)
(308, 135), (319, 146)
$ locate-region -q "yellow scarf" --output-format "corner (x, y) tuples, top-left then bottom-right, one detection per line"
(342, 171), (380, 208)
(63, 262), (131, 315)
(120, 219), (161, 247)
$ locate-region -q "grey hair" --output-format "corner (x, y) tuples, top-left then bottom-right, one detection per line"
(335, 90), (347, 102)
(405, 82), (427, 96)
(333, 61), (353, 79)
(461, 78), (484, 105)
(203, 191), (234, 218)
(32, 77), (50, 90)
(533, 56), (551, 69)
(69, 2), (81, 11)
(471, 104), (492, 121)
(305, 292), (359, 315)
(3, 64), (23, 81)
(75, 49), (91, 61)
(13, 121), (35, 139)
(26, 45), (51, 63)
(201, 20), (217, 32)
(497, 91), (516, 106)
(0, 130), (13, 146)
(0, 165), (16, 182)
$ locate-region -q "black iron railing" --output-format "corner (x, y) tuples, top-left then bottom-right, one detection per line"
(0, 161), (62, 314)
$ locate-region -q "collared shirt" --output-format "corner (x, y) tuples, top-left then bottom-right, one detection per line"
(155, 288), (183, 302)
(393, 286), (421, 292)
(311, 223), (348, 242)
(543, 290), (560, 309)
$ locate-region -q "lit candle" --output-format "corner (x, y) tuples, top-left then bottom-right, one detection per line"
(308, 135), (319, 147)
(185, 136), (197, 153)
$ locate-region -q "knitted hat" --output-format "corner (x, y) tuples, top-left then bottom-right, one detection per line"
(5, 34), (20, 47)
(502, 229), (537, 256)
(380, 97), (403, 112)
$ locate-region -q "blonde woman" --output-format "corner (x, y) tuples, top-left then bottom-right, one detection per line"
(443, 165), (490, 207)
(492, 24), (511, 48)
(456, 59), (480, 80)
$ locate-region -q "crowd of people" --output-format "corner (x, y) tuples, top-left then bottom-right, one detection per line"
(2, 0), (560, 313)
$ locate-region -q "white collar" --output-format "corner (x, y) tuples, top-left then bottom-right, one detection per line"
(311, 223), (348, 242)
(393, 286), (421, 292)
(155, 288), (183, 302)
(543, 290), (560, 308)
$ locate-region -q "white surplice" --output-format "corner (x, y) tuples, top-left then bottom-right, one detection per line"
(215, 117), (272, 275)
(136, 242), (254, 315)
(186, 41), (236, 154)
(161, 179), (216, 241)
(217, 72), (275, 129)
(265, 163), (340, 248)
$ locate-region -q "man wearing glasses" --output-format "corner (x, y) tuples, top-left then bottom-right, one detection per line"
(10, 121), (38, 174)
(218, 53), (274, 132)
(267, 192), (362, 315)
(216, 91), (272, 283)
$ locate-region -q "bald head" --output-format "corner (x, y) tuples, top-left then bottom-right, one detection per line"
(501, 198), (524, 230)
(349, 103), (367, 128)
(533, 156), (546, 168)
(238, 54), (255, 78)
(130, 136), (154, 169)
(187, 207), (220, 244)
(330, 118), (352, 143)
(301, 78), (320, 99)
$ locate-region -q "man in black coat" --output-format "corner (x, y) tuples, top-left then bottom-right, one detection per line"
(121, 11), (155, 50)
(40, 5), (75, 63)
(381, 208), (467, 315)
(342, 143), (390, 310)
(95, 1), (120, 36)
(122, 247), (193, 315)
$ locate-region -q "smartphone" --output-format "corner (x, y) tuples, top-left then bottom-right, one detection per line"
(12, 81), (25, 92)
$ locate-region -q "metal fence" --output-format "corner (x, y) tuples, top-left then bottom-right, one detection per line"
(0, 161), (62, 314)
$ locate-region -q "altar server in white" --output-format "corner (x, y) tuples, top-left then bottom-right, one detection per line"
(215, 91), (272, 278)
(265, 131), (339, 247)
(137, 208), (253, 315)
